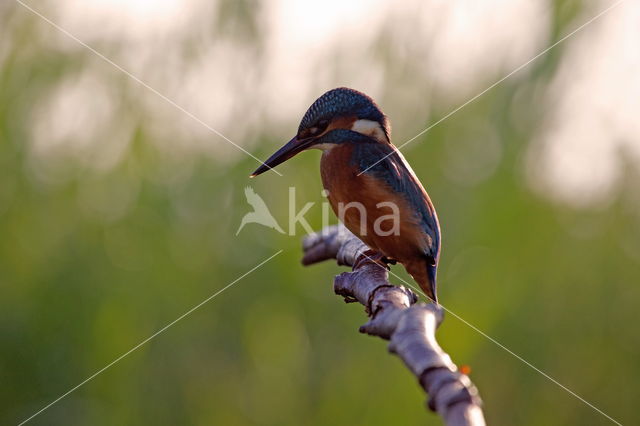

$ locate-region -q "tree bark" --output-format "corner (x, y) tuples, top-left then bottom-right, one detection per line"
(302, 225), (486, 426)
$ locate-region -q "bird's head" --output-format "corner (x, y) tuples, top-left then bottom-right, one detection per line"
(251, 87), (389, 177)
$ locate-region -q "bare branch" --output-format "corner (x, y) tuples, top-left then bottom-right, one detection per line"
(302, 225), (486, 426)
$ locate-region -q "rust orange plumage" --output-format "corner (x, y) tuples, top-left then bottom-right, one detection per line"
(251, 88), (441, 303)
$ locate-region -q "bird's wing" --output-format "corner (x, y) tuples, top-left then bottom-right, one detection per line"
(245, 186), (268, 210)
(354, 142), (440, 261)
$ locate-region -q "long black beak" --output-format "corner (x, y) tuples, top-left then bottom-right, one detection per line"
(251, 136), (314, 177)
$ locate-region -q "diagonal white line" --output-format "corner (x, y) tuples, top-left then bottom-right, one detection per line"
(436, 304), (623, 426)
(358, 0), (627, 176)
(15, 0), (283, 177)
(357, 251), (623, 425)
(18, 250), (284, 426)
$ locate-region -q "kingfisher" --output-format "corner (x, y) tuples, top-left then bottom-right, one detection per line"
(251, 88), (441, 303)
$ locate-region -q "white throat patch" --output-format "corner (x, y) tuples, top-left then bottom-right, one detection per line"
(312, 143), (336, 151)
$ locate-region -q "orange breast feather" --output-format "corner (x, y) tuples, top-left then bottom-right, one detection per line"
(320, 144), (428, 261)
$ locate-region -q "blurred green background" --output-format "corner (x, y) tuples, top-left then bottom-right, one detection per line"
(1, 0), (639, 425)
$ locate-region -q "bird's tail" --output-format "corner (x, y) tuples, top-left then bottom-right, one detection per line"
(405, 259), (438, 305)
(425, 263), (438, 305)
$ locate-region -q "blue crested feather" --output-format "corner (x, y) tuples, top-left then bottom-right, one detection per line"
(299, 87), (388, 137)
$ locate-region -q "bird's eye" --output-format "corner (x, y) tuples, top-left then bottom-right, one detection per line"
(315, 120), (329, 134)
(301, 120), (330, 139)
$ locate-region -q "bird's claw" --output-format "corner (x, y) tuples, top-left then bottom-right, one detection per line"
(354, 249), (391, 271)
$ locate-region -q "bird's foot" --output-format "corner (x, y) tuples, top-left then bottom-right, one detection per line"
(342, 295), (359, 304)
(354, 250), (391, 271)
